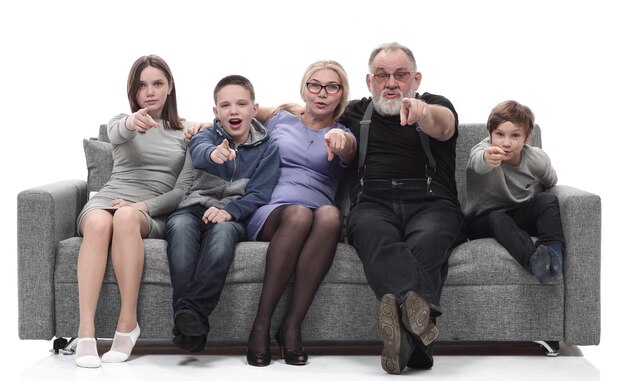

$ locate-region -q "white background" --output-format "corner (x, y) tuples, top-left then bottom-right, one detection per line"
(1, 0), (623, 370)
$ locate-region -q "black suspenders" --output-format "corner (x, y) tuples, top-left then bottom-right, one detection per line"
(357, 100), (437, 184)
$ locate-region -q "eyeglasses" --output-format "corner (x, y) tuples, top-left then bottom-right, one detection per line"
(306, 82), (342, 95)
(370, 71), (414, 83)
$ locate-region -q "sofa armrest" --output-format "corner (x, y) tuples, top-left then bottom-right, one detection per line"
(17, 180), (88, 340)
(549, 185), (601, 345)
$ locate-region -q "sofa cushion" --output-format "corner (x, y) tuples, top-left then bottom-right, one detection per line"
(98, 124), (110, 142)
(230, 242), (364, 283)
(83, 139), (113, 193)
(55, 237), (559, 288)
(55, 239), (365, 285)
(446, 238), (562, 285)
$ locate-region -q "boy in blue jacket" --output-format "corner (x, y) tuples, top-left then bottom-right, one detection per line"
(165, 75), (280, 352)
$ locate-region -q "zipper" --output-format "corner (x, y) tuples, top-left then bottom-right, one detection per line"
(229, 146), (238, 183)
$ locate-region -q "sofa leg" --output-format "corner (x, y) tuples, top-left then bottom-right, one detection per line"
(52, 337), (77, 355)
(534, 340), (559, 356)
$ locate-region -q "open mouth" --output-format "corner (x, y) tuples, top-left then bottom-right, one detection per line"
(229, 118), (242, 128)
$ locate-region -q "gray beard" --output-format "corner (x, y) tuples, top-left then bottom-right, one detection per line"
(372, 96), (402, 116)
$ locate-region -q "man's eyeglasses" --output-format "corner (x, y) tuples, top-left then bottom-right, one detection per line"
(370, 71), (414, 83)
(306, 82), (342, 95)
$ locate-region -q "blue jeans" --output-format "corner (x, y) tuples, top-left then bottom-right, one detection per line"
(346, 179), (464, 316)
(165, 204), (246, 327)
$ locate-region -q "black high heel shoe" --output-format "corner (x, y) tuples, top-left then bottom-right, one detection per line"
(246, 333), (271, 367)
(246, 347), (271, 367)
(275, 330), (308, 365)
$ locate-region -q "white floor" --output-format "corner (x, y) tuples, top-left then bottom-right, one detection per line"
(8, 337), (617, 381)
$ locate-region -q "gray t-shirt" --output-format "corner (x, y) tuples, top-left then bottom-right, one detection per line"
(464, 137), (557, 218)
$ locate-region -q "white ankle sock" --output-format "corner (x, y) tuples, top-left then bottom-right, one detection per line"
(102, 324), (141, 363)
(75, 338), (101, 368)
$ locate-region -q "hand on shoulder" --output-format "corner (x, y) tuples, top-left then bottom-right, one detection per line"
(184, 122), (212, 143)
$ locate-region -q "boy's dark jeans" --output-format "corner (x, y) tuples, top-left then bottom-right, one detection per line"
(465, 192), (565, 270)
(165, 205), (246, 327)
(346, 180), (464, 316)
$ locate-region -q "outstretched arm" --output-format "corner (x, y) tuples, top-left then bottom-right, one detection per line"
(400, 98), (456, 141)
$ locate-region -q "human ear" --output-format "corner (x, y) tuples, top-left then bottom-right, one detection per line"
(413, 72), (422, 88)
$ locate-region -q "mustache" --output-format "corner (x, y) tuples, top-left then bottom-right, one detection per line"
(382, 89), (402, 97)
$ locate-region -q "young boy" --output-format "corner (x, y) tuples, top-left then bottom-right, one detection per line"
(165, 75), (280, 352)
(464, 100), (564, 284)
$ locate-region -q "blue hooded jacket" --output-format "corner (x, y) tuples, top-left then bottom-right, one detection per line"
(178, 118), (280, 222)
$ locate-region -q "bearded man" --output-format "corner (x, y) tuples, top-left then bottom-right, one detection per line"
(339, 42), (464, 375)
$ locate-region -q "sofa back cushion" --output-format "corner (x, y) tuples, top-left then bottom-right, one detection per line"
(83, 138), (113, 193)
(99, 123), (110, 142)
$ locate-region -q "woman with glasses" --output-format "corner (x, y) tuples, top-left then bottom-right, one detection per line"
(246, 60), (356, 367)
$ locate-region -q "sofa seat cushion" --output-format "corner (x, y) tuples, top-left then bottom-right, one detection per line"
(447, 238), (563, 286)
(56, 237), (561, 288)
(56, 238), (170, 285)
(55, 239), (365, 286)
(230, 242), (365, 283)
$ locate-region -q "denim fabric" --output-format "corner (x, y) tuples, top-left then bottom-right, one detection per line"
(165, 204), (246, 326)
(346, 180), (464, 316)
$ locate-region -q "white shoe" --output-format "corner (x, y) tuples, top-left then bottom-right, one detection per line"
(74, 338), (101, 368)
(102, 324), (140, 363)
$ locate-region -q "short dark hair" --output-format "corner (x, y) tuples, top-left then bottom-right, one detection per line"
(126, 55), (182, 129)
(213, 75), (255, 104)
(487, 100), (535, 136)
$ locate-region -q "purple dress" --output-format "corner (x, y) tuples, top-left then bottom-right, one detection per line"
(246, 110), (353, 240)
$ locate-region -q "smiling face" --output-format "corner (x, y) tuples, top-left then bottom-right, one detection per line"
(136, 66), (172, 119)
(213, 84), (258, 146)
(366, 49), (421, 116)
(490, 121), (531, 166)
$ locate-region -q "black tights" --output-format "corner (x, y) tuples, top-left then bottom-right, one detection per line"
(248, 204), (341, 352)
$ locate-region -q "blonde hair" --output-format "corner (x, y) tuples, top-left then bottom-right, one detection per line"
(298, 60), (350, 122)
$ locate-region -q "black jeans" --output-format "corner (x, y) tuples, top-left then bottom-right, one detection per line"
(346, 179), (464, 316)
(465, 192), (565, 270)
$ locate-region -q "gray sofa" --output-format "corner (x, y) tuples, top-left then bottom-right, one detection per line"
(17, 123), (601, 354)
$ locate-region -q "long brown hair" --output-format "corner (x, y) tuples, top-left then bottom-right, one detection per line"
(126, 55), (182, 130)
